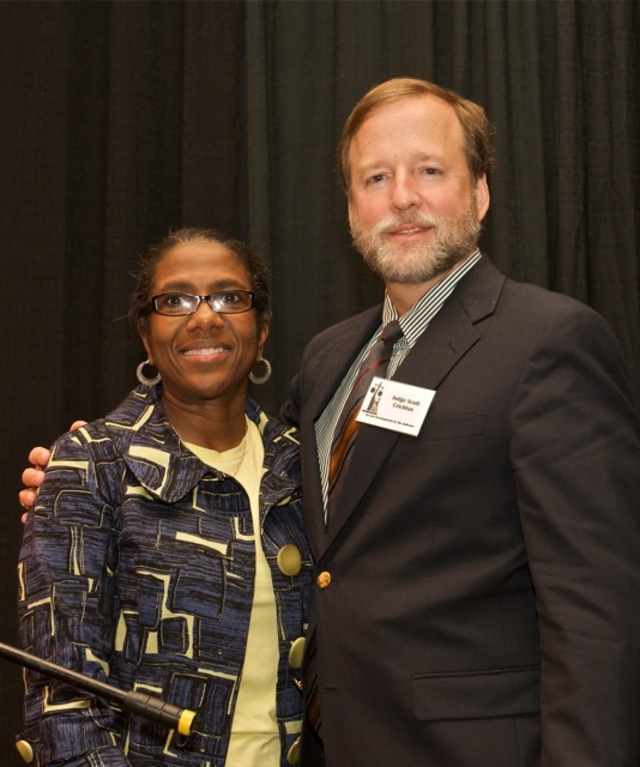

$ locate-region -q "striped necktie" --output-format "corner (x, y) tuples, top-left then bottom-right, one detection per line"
(328, 320), (403, 520)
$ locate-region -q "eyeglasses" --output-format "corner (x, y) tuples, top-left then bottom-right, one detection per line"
(151, 290), (256, 316)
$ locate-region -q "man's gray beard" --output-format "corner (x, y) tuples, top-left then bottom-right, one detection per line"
(351, 203), (482, 285)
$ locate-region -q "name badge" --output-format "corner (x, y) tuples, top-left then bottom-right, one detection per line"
(356, 377), (435, 436)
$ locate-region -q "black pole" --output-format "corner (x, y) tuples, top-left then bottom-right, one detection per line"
(0, 641), (196, 736)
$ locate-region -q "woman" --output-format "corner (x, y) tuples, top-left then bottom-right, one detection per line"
(17, 228), (311, 766)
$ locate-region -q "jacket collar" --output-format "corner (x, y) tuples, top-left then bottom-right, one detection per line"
(107, 385), (299, 505)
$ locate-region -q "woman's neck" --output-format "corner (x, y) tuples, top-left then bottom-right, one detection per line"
(160, 394), (248, 451)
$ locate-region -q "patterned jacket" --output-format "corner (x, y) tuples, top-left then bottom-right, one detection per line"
(17, 384), (312, 766)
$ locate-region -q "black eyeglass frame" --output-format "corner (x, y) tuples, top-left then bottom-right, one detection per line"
(150, 290), (256, 316)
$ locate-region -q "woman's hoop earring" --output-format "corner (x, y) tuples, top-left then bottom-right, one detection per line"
(249, 357), (272, 385)
(136, 359), (162, 387)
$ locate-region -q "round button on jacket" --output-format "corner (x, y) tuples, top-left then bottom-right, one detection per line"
(287, 736), (301, 764)
(316, 571), (332, 589)
(277, 544), (302, 576)
(288, 636), (306, 669)
(15, 740), (34, 764)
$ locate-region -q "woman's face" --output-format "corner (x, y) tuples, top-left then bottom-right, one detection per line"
(140, 239), (268, 411)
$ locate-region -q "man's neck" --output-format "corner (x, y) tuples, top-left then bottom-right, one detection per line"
(386, 280), (439, 316)
(384, 250), (480, 316)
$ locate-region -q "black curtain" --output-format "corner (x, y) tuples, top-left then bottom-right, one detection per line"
(1, 1), (638, 759)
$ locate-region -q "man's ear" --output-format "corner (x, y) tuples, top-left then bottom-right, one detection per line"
(475, 174), (490, 222)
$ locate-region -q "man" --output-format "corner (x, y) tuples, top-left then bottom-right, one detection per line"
(21, 78), (640, 766)
(282, 78), (640, 766)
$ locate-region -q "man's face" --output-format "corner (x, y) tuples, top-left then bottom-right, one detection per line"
(347, 95), (490, 286)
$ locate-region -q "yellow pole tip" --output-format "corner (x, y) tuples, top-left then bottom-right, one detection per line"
(178, 707), (197, 736)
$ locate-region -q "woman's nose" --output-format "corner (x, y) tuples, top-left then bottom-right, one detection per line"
(188, 300), (225, 328)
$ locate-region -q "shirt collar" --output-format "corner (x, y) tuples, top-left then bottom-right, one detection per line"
(382, 249), (482, 346)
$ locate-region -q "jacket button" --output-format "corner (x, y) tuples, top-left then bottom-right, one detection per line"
(288, 636), (306, 669)
(277, 544), (302, 576)
(316, 571), (331, 589)
(15, 740), (34, 764)
(287, 736), (301, 764)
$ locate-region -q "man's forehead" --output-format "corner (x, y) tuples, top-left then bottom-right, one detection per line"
(358, 94), (459, 131)
(350, 95), (465, 161)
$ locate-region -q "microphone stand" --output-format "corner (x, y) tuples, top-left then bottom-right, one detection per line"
(0, 641), (196, 736)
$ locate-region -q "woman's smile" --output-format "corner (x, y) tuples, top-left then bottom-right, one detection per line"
(141, 240), (268, 413)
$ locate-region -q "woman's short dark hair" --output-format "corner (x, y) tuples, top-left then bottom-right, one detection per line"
(129, 227), (271, 331)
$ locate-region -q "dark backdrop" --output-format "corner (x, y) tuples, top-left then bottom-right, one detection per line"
(0, 1), (638, 760)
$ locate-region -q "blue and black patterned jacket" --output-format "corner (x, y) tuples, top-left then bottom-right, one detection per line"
(17, 383), (312, 766)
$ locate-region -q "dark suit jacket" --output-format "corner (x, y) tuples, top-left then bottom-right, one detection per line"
(283, 258), (640, 767)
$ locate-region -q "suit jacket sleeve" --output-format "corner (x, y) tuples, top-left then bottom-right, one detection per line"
(509, 301), (640, 765)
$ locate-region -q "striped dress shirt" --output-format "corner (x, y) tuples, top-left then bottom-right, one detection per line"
(315, 249), (482, 518)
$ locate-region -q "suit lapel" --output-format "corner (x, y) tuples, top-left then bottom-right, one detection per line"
(319, 258), (506, 554)
(301, 307), (383, 556)
(305, 307), (383, 423)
